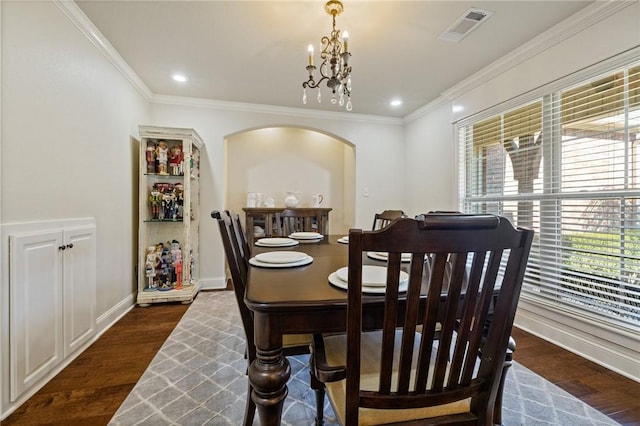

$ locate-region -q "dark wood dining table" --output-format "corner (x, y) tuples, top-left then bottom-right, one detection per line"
(244, 235), (428, 425)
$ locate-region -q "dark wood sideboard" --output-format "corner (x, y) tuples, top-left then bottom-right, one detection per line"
(242, 207), (332, 246)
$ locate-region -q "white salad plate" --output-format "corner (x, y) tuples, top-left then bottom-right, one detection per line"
(255, 237), (299, 247)
(335, 265), (409, 287)
(249, 255), (313, 268)
(367, 251), (413, 263)
(254, 251), (309, 264)
(328, 272), (409, 294)
(337, 236), (349, 244)
(289, 232), (324, 240)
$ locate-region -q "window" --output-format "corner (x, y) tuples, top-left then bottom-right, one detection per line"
(458, 64), (640, 330)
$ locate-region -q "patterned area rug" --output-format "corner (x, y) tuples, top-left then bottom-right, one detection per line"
(109, 291), (619, 426)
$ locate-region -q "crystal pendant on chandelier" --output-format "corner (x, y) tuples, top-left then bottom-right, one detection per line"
(303, 88), (307, 104)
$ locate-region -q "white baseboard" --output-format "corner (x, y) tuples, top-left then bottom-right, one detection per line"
(96, 293), (136, 335)
(515, 298), (640, 383)
(199, 276), (227, 290)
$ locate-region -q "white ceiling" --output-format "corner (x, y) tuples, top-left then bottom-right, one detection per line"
(75, 0), (593, 118)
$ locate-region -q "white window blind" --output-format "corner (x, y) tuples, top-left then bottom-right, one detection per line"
(458, 63), (640, 330)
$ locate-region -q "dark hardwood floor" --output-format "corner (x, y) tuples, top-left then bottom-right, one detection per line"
(3, 301), (190, 426)
(511, 327), (640, 425)
(4, 293), (639, 425)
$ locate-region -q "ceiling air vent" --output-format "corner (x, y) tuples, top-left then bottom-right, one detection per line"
(438, 8), (493, 43)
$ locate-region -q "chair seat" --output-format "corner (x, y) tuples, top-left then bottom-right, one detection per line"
(322, 331), (470, 425)
(283, 333), (313, 355)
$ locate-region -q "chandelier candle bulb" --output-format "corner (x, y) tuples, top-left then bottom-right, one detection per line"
(342, 31), (348, 52)
(308, 44), (314, 66)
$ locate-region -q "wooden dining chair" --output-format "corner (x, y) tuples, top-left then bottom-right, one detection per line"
(311, 214), (534, 425)
(280, 208), (325, 235)
(211, 210), (316, 426)
(371, 209), (405, 230)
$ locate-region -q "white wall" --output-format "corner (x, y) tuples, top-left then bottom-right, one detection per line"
(405, 1), (640, 381)
(148, 101), (407, 288)
(1, 1), (150, 417)
(404, 102), (458, 216)
(226, 127), (352, 235)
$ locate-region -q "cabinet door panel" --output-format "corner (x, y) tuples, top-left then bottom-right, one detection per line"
(63, 226), (96, 357)
(9, 231), (64, 401)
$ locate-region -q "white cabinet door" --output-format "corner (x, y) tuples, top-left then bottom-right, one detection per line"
(9, 230), (64, 401)
(63, 226), (96, 357)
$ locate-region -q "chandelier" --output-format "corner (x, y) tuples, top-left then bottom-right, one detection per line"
(302, 0), (352, 111)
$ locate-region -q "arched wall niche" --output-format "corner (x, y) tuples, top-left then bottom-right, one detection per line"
(224, 125), (355, 235)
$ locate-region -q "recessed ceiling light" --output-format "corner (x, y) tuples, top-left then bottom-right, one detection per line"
(452, 105), (464, 113)
(172, 74), (188, 83)
(390, 99), (402, 107)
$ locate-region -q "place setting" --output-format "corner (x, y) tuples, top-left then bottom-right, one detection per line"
(328, 265), (409, 294)
(367, 251), (412, 262)
(249, 250), (313, 268)
(337, 235), (349, 244)
(288, 231), (324, 242)
(255, 237), (299, 247)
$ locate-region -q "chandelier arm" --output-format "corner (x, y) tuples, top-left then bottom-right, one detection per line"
(303, 75), (329, 90)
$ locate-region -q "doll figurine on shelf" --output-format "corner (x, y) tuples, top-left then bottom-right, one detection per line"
(171, 240), (183, 289)
(169, 145), (183, 176)
(157, 246), (172, 290)
(144, 246), (158, 291)
(149, 186), (162, 220)
(173, 183), (184, 220)
(156, 141), (169, 175)
(146, 142), (157, 173)
(162, 190), (176, 221)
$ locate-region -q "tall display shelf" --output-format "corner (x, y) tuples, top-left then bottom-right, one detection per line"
(137, 126), (203, 306)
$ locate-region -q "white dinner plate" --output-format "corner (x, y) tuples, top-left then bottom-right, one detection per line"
(337, 236), (349, 244)
(255, 237), (299, 247)
(328, 272), (409, 294)
(335, 265), (409, 287)
(367, 251), (413, 263)
(249, 255), (313, 268)
(255, 251), (309, 264)
(289, 232), (324, 240)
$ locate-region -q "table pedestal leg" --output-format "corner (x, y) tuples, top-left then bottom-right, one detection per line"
(248, 312), (290, 425)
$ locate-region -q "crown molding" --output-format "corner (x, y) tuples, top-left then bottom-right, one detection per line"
(440, 0), (632, 103)
(59, 0), (401, 126)
(59, 0), (629, 126)
(56, 0), (153, 100)
(151, 95), (404, 126)
(403, 95), (450, 124)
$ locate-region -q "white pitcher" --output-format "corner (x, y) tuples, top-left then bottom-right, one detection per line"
(312, 194), (324, 207)
(284, 191), (301, 208)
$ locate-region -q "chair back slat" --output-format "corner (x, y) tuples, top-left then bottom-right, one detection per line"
(448, 252), (486, 387)
(396, 259), (423, 394)
(228, 210), (251, 268)
(343, 215), (534, 425)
